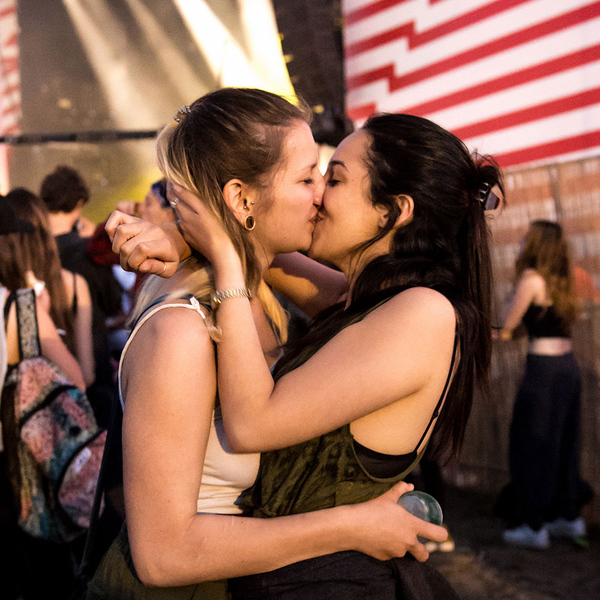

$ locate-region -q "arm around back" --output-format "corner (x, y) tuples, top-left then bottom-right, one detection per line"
(265, 253), (348, 317)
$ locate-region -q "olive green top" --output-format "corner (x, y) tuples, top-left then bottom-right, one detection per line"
(242, 294), (450, 518)
(244, 423), (426, 517)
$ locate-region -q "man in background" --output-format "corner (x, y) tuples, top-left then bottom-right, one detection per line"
(40, 165), (122, 425)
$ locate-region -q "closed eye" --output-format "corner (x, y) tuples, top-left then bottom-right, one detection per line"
(326, 178), (340, 187)
(302, 178), (314, 185)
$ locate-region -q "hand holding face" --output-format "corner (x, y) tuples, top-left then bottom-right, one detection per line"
(105, 210), (184, 277)
(169, 184), (238, 268)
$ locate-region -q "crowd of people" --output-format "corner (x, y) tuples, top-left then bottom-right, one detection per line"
(0, 87), (595, 599)
(0, 167), (175, 598)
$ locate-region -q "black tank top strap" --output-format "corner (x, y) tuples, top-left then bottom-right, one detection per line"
(413, 331), (459, 454)
(3, 290), (15, 330)
(72, 271), (78, 315)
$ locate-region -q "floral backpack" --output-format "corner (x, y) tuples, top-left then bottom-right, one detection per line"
(1, 288), (106, 543)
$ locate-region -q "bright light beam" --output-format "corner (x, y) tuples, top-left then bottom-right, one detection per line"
(172, 0), (292, 93)
(123, 0), (209, 103)
(238, 0), (294, 96)
(62, 0), (159, 130)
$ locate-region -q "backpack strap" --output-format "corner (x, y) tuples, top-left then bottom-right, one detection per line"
(14, 288), (41, 361)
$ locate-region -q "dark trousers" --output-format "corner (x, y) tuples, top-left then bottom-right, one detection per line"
(509, 353), (584, 530)
(229, 551), (460, 600)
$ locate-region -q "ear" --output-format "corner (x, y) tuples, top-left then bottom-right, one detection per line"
(375, 194), (414, 229)
(222, 179), (257, 226)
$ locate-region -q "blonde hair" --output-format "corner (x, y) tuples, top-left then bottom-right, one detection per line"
(131, 88), (313, 343)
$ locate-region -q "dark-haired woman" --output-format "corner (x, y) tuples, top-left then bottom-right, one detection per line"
(497, 220), (590, 549)
(110, 107), (502, 598)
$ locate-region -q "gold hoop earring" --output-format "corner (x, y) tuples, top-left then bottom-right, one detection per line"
(244, 215), (255, 231)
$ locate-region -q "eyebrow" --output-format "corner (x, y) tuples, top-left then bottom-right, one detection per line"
(297, 162), (319, 174)
(329, 160), (347, 171)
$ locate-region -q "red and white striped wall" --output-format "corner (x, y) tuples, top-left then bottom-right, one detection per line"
(343, 0), (600, 169)
(0, 0), (20, 193)
(0, 0), (21, 135)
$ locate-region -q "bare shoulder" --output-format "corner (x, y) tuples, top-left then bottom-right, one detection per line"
(371, 287), (455, 327)
(122, 302), (215, 406)
(134, 302), (211, 350)
(519, 269), (546, 292)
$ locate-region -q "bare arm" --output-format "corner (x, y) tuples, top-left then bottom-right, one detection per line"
(37, 304), (86, 391)
(122, 306), (446, 587)
(153, 185), (457, 453)
(265, 253), (348, 318)
(500, 270), (543, 339)
(216, 254), (456, 452)
(63, 271), (95, 387)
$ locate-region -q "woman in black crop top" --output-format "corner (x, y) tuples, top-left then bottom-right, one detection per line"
(497, 220), (591, 549)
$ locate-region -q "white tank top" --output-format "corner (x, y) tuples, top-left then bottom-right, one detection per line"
(118, 296), (260, 515)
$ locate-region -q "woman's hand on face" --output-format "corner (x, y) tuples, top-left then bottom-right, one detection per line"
(169, 184), (238, 268)
(347, 481), (448, 562)
(105, 210), (183, 277)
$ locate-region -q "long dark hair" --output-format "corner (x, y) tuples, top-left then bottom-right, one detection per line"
(0, 188), (76, 351)
(275, 113), (503, 460)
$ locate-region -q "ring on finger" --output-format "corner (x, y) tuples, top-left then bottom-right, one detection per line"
(170, 196), (180, 208)
(161, 261), (167, 274)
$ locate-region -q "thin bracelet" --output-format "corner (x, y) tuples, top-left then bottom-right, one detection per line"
(210, 288), (252, 310)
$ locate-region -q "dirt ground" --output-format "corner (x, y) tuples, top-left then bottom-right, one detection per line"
(428, 486), (600, 600)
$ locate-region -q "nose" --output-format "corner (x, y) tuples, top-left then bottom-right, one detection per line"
(314, 171), (325, 207)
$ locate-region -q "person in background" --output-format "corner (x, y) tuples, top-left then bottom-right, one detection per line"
(0, 198), (86, 600)
(40, 165), (122, 425)
(2, 188), (95, 388)
(496, 220), (592, 549)
(573, 265), (600, 304)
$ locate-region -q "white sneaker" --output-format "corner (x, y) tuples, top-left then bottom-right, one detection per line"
(502, 524), (550, 549)
(546, 517), (586, 538)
